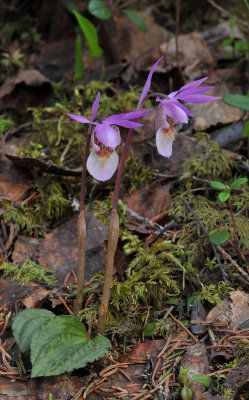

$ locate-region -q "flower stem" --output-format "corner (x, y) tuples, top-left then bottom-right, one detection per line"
(97, 209), (119, 334)
(112, 127), (134, 211)
(73, 133), (91, 314)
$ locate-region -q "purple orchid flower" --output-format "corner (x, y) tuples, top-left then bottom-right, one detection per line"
(67, 92), (152, 181)
(155, 78), (221, 157)
(137, 56), (221, 158)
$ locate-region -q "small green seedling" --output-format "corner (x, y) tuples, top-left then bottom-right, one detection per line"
(209, 178), (248, 245)
(210, 177), (248, 203)
(179, 367), (210, 400)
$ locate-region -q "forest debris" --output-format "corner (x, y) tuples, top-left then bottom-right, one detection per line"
(180, 343), (210, 395)
(12, 236), (39, 265)
(0, 374), (84, 399)
(160, 32), (214, 80)
(38, 213), (108, 284)
(0, 70), (53, 113)
(211, 120), (246, 150)
(224, 363), (249, 398)
(112, 13), (168, 63)
(5, 153), (82, 177)
(188, 80), (243, 131)
(0, 156), (31, 202)
(21, 287), (51, 309)
(123, 183), (171, 220)
(206, 290), (249, 330)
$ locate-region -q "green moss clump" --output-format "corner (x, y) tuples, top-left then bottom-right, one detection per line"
(0, 260), (55, 286)
(181, 133), (232, 190)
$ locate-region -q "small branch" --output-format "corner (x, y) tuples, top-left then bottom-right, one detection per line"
(216, 245), (249, 283)
(205, 0), (249, 32)
(180, 196), (230, 283)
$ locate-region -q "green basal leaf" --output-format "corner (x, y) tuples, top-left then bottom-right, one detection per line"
(223, 94), (249, 111)
(232, 201), (240, 206)
(242, 121), (249, 138)
(74, 35), (83, 79)
(122, 10), (147, 32)
(210, 181), (226, 189)
(31, 334), (111, 377)
(144, 321), (158, 337)
(73, 11), (102, 57)
(12, 309), (55, 352)
(192, 373), (211, 388)
(209, 230), (230, 245)
(221, 38), (233, 47)
(30, 315), (88, 365)
(88, 0), (111, 20)
(218, 191), (230, 202)
(230, 177), (248, 189)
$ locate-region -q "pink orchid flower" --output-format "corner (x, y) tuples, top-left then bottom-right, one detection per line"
(67, 92), (152, 181)
(155, 78), (221, 157)
(138, 56), (221, 158)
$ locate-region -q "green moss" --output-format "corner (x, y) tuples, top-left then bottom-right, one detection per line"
(181, 133), (232, 190)
(0, 260), (56, 285)
(197, 282), (233, 305)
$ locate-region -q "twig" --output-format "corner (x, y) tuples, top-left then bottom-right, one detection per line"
(180, 196), (230, 283)
(169, 312), (198, 343)
(59, 296), (73, 315)
(216, 245), (249, 282)
(149, 220), (175, 246)
(205, 0), (249, 32)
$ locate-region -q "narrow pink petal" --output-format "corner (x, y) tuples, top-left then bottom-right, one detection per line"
(175, 94), (222, 103)
(94, 124), (121, 148)
(163, 101), (188, 123)
(66, 114), (91, 124)
(178, 77), (208, 92)
(91, 92), (100, 122)
(105, 110), (152, 121)
(137, 56), (164, 109)
(156, 128), (173, 158)
(175, 86), (215, 97)
(87, 150), (119, 181)
(169, 99), (193, 117)
(103, 117), (144, 128)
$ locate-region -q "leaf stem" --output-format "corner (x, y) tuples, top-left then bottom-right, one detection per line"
(97, 209), (119, 334)
(73, 132), (91, 314)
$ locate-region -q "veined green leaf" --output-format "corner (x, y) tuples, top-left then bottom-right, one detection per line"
(230, 177), (248, 189)
(192, 374), (210, 388)
(74, 11), (102, 57)
(210, 181), (226, 190)
(30, 315), (87, 365)
(122, 10), (147, 32)
(209, 230), (230, 245)
(31, 334), (111, 377)
(88, 0), (111, 20)
(223, 94), (249, 111)
(12, 309), (55, 353)
(218, 191), (230, 202)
